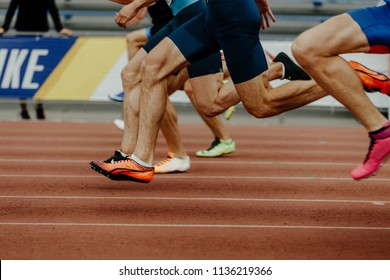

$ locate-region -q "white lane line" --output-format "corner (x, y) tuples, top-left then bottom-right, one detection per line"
(0, 222), (389, 231)
(1, 173), (390, 182)
(0, 158), (359, 166)
(0, 147), (364, 155)
(0, 195), (388, 205)
(0, 137), (364, 146)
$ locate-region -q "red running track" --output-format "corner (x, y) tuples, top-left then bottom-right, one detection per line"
(0, 120), (390, 260)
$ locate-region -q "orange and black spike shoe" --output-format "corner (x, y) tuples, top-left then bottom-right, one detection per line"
(90, 151), (154, 183)
(349, 60), (390, 95)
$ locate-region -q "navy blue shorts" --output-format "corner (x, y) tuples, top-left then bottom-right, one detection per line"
(169, 0), (268, 83)
(143, 0), (222, 78)
(348, 3), (390, 49)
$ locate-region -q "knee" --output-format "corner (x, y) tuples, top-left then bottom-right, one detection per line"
(121, 63), (140, 88)
(126, 32), (137, 46)
(291, 35), (316, 68)
(141, 56), (164, 84)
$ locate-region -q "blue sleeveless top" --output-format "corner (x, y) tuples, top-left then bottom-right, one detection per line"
(167, 0), (199, 15)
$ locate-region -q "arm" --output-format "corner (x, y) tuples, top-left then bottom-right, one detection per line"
(255, 0), (276, 29)
(115, 0), (157, 28)
(1, 0), (19, 34)
(47, 0), (63, 31)
(47, 0), (72, 36)
(111, 0), (134, 4)
(125, 7), (148, 26)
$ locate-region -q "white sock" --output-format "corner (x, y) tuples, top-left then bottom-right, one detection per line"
(131, 154), (153, 167)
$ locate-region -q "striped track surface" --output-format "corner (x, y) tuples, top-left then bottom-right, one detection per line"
(0, 121), (389, 260)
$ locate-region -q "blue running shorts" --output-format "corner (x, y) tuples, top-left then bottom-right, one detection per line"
(348, 3), (390, 50)
(168, 0), (268, 83)
(148, 0), (173, 37)
(143, 0), (222, 78)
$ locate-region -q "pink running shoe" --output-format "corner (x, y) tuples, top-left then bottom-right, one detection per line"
(351, 122), (390, 180)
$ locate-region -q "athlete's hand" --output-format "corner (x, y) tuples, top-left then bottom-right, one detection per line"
(255, 0), (276, 29)
(115, 3), (138, 28)
(0, 27), (5, 36)
(125, 7), (148, 26)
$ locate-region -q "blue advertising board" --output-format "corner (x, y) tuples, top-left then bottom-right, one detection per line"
(0, 36), (76, 99)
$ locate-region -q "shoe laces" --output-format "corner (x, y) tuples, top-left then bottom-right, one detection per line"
(104, 151), (129, 163)
(156, 153), (174, 166)
(363, 135), (376, 163)
(207, 138), (221, 151)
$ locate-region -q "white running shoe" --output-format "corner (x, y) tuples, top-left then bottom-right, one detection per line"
(154, 152), (190, 173)
(113, 119), (124, 131)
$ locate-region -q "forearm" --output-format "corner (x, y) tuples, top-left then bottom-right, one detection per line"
(48, 9), (64, 31)
(47, 0), (63, 31)
(2, 0), (18, 31)
(132, 0), (157, 11)
(111, 0), (134, 5)
(116, 0), (156, 28)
